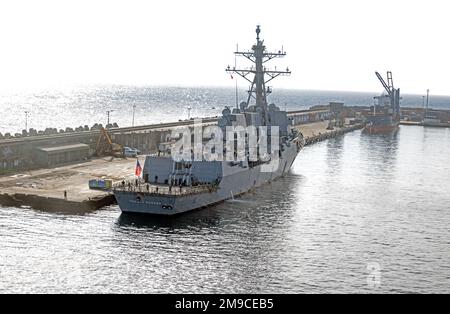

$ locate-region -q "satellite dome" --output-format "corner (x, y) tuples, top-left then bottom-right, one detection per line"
(222, 107), (231, 116)
(269, 103), (280, 111)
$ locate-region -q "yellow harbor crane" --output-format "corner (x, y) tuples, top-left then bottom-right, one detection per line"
(95, 127), (124, 158)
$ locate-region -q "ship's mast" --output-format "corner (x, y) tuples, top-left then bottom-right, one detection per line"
(226, 26), (290, 124)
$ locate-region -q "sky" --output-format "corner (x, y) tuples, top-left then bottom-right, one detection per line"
(0, 0), (449, 95)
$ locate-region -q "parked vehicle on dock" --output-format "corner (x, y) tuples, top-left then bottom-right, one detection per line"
(89, 179), (113, 190)
(124, 147), (140, 157)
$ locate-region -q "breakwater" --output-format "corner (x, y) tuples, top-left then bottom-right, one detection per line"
(303, 123), (364, 146)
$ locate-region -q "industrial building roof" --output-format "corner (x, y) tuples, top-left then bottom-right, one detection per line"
(36, 143), (90, 154)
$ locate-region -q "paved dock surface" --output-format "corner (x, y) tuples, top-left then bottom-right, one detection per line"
(0, 157), (137, 203)
(296, 121), (330, 138)
(294, 120), (363, 144)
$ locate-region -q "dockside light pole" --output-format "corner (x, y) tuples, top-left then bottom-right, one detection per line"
(24, 111), (29, 131)
(132, 104), (136, 127)
(107, 110), (114, 125)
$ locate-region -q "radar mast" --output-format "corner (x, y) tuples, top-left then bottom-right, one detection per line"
(226, 25), (291, 125)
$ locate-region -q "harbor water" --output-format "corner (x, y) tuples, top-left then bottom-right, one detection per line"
(1, 123), (449, 293)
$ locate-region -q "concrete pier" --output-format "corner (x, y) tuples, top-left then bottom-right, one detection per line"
(0, 157), (137, 212)
(400, 120), (450, 127)
(295, 121), (364, 146)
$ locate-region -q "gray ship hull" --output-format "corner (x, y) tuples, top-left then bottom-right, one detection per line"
(114, 140), (300, 215)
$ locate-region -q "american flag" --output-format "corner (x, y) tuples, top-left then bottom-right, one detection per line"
(135, 160), (142, 177)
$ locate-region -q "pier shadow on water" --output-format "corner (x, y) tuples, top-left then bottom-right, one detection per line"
(116, 210), (222, 230)
(12, 204), (100, 216)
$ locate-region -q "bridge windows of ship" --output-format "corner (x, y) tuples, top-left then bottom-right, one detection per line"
(174, 161), (193, 171)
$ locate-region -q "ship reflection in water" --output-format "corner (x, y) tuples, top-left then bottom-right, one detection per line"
(0, 126), (449, 293)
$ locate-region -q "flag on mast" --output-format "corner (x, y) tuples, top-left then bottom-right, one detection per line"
(135, 160), (142, 177)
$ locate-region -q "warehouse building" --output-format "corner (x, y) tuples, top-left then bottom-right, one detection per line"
(34, 143), (90, 168)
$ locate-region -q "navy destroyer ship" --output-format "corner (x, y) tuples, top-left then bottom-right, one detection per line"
(113, 26), (304, 215)
(365, 71), (401, 134)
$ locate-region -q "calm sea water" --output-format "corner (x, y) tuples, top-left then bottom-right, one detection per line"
(1, 123), (449, 293)
(1, 85), (450, 134)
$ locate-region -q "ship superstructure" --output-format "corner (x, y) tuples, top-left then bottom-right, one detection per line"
(113, 26), (304, 215)
(365, 71), (401, 134)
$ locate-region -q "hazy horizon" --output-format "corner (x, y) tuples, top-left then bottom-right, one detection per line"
(2, 83), (450, 99)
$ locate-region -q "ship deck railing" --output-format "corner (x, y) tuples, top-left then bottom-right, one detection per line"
(112, 180), (218, 196)
(147, 151), (171, 158)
